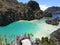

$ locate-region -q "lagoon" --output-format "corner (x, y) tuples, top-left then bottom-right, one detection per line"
(0, 14), (60, 42)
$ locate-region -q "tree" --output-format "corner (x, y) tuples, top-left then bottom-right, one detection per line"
(0, 37), (3, 45)
(27, 33), (33, 39)
(35, 38), (41, 45)
(24, 33), (33, 39)
(40, 37), (56, 45)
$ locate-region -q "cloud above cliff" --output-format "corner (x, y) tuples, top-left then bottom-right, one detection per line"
(40, 4), (50, 11)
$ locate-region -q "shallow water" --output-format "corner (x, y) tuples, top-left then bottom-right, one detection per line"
(0, 21), (39, 42)
(0, 14), (60, 42)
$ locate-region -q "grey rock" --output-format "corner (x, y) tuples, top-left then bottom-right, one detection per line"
(46, 17), (60, 25)
(50, 28), (60, 45)
(12, 35), (43, 45)
(12, 35), (32, 45)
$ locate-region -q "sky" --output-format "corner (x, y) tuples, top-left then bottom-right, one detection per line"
(17, 0), (60, 11)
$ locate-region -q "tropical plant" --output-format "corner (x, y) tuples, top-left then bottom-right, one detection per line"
(41, 37), (56, 45)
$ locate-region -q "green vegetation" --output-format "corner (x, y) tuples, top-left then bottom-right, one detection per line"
(0, 37), (4, 45)
(24, 33), (33, 39)
(35, 37), (56, 45)
(0, 0), (44, 26)
(0, 0), (56, 45)
(0, 0), (53, 26)
(0, 34), (56, 45)
(0, 34), (16, 45)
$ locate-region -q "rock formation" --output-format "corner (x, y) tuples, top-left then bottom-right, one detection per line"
(0, 0), (44, 26)
(43, 11), (52, 17)
(12, 35), (32, 45)
(50, 28), (60, 45)
(46, 17), (60, 25)
(11, 35), (43, 45)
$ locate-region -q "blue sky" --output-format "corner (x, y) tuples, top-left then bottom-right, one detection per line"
(17, 0), (60, 11)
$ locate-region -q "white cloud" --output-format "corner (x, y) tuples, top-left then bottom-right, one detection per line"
(40, 4), (50, 11)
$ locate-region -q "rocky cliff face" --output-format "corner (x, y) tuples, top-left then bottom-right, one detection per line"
(0, 0), (52, 26)
(50, 28), (60, 45)
(0, 0), (19, 11)
(0, 0), (44, 26)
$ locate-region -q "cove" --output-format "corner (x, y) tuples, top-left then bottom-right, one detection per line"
(0, 14), (60, 42)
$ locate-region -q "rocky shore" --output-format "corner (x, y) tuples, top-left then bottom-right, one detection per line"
(46, 17), (60, 25)
(50, 28), (60, 45)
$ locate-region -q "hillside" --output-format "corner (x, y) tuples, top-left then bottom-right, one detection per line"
(0, 0), (19, 11)
(0, 0), (44, 26)
(45, 6), (60, 14)
(0, 0), (53, 26)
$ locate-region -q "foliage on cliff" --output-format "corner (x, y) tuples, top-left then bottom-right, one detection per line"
(0, 0), (44, 26)
(0, 34), (56, 45)
(35, 37), (56, 45)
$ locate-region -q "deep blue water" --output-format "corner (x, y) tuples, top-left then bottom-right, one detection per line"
(52, 14), (60, 19)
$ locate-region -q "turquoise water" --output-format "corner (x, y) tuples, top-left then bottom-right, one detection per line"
(0, 21), (39, 42)
(0, 14), (60, 42)
(0, 22), (38, 35)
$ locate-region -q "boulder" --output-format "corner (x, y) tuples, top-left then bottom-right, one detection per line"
(50, 28), (60, 45)
(46, 17), (60, 25)
(12, 35), (43, 45)
(12, 35), (32, 45)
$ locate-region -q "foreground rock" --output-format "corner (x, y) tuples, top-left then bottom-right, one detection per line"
(12, 35), (32, 45)
(46, 17), (60, 25)
(50, 28), (60, 45)
(12, 35), (43, 45)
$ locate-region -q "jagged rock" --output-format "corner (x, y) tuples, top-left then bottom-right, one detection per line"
(34, 10), (43, 19)
(46, 17), (60, 25)
(46, 20), (59, 25)
(50, 28), (60, 45)
(43, 11), (52, 17)
(12, 35), (43, 45)
(12, 35), (33, 45)
(0, 0), (43, 26)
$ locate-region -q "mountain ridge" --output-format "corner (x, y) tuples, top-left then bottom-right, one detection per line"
(45, 6), (60, 14)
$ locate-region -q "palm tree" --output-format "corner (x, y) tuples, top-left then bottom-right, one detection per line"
(27, 33), (33, 39)
(0, 37), (3, 45)
(35, 38), (41, 45)
(24, 33), (33, 39)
